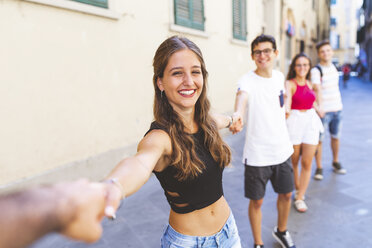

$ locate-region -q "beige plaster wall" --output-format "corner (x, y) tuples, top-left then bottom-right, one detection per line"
(0, 0), (332, 190)
(0, 0), (256, 189)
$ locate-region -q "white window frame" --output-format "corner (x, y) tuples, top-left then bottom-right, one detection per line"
(24, 0), (120, 20)
(230, 0), (249, 46)
(169, 0), (209, 38)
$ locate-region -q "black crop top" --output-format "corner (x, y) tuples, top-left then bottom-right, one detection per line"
(146, 122), (224, 214)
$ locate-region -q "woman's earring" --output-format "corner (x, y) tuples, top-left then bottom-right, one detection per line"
(161, 90), (163, 98)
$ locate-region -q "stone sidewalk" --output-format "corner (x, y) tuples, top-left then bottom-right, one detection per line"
(31, 76), (372, 248)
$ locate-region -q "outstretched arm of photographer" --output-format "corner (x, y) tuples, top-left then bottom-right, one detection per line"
(103, 130), (170, 216)
(0, 180), (106, 248)
(229, 90), (247, 134)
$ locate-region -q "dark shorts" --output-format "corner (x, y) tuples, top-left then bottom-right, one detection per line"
(244, 157), (294, 200)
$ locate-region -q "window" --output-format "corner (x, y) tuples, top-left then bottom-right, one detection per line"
(174, 0), (205, 31)
(330, 17), (337, 26)
(232, 0), (247, 41)
(24, 0), (118, 19)
(70, 0), (108, 8)
(286, 34), (292, 61)
(336, 35), (340, 49)
(300, 40), (305, 53)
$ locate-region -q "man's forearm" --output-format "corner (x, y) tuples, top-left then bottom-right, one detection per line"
(0, 186), (75, 248)
(234, 91), (248, 116)
(313, 84), (323, 108)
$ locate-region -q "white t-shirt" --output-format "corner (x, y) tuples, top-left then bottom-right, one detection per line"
(311, 64), (343, 112)
(237, 70), (293, 167)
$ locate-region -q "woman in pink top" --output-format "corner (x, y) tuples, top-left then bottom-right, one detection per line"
(285, 53), (323, 213)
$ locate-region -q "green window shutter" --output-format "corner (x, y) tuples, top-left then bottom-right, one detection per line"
(70, 0), (108, 9)
(174, 0), (205, 31)
(233, 0), (247, 41)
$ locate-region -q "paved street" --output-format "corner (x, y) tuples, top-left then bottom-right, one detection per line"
(31, 76), (372, 248)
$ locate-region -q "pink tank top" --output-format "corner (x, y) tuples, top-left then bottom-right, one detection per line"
(291, 80), (316, 110)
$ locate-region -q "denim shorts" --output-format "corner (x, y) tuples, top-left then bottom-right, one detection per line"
(160, 211), (241, 248)
(320, 110), (342, 141)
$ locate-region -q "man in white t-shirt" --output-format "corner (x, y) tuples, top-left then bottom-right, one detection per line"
(230, 34), (296, 248)
(311, 40), (346, 181)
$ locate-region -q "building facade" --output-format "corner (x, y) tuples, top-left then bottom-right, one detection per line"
(0, 0), (331, 191)
(357, 0), (372, 81)
(330, 0), (361, 66)
(278, 0), (331, 74)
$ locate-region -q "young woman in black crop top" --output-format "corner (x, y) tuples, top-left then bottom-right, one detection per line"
(103, 36), (242, 247)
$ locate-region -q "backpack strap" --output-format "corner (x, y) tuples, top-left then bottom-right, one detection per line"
(315, 64), (323, 78)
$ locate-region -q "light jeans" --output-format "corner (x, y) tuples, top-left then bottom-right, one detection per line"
(320, 110), (343, 141)
(161, 211), (241, 248)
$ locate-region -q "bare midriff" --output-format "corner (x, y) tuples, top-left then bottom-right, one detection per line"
(168, 196), (230, 236)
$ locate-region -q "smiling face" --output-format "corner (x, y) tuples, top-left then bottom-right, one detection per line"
(251, 41), (278, 71)
(157, 49), (203, 113)
(294, 56), (311, 79)
(318, 44), (333, 64)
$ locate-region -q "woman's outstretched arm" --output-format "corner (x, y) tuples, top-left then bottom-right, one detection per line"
(103, 129), (171, 216)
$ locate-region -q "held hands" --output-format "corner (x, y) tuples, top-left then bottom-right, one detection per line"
(316, 108), (325, 118)
(229, 112), (243, 134)
(57, 179), (107, 243)
(285, 109), (291, 119)
(102, 179), (124, 220)
(313, 102), (325, 118)
(57, 179), (123, 243)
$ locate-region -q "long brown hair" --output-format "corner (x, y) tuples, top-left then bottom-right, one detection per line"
(152, 36), (231, 181)
(286, 53), (312, 81)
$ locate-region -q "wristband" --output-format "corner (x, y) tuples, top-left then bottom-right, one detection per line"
(106, 178), (126, 200)
(226, 115), (233, 128)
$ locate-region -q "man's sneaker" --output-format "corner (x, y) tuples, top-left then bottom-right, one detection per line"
(332, 162), (347, 174)
(314, 168), (323, 180)
(272, 226), (296, 248)
(254, 245), (264, 248)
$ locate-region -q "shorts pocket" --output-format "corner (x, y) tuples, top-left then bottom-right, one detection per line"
(161, 239), (186, 248)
